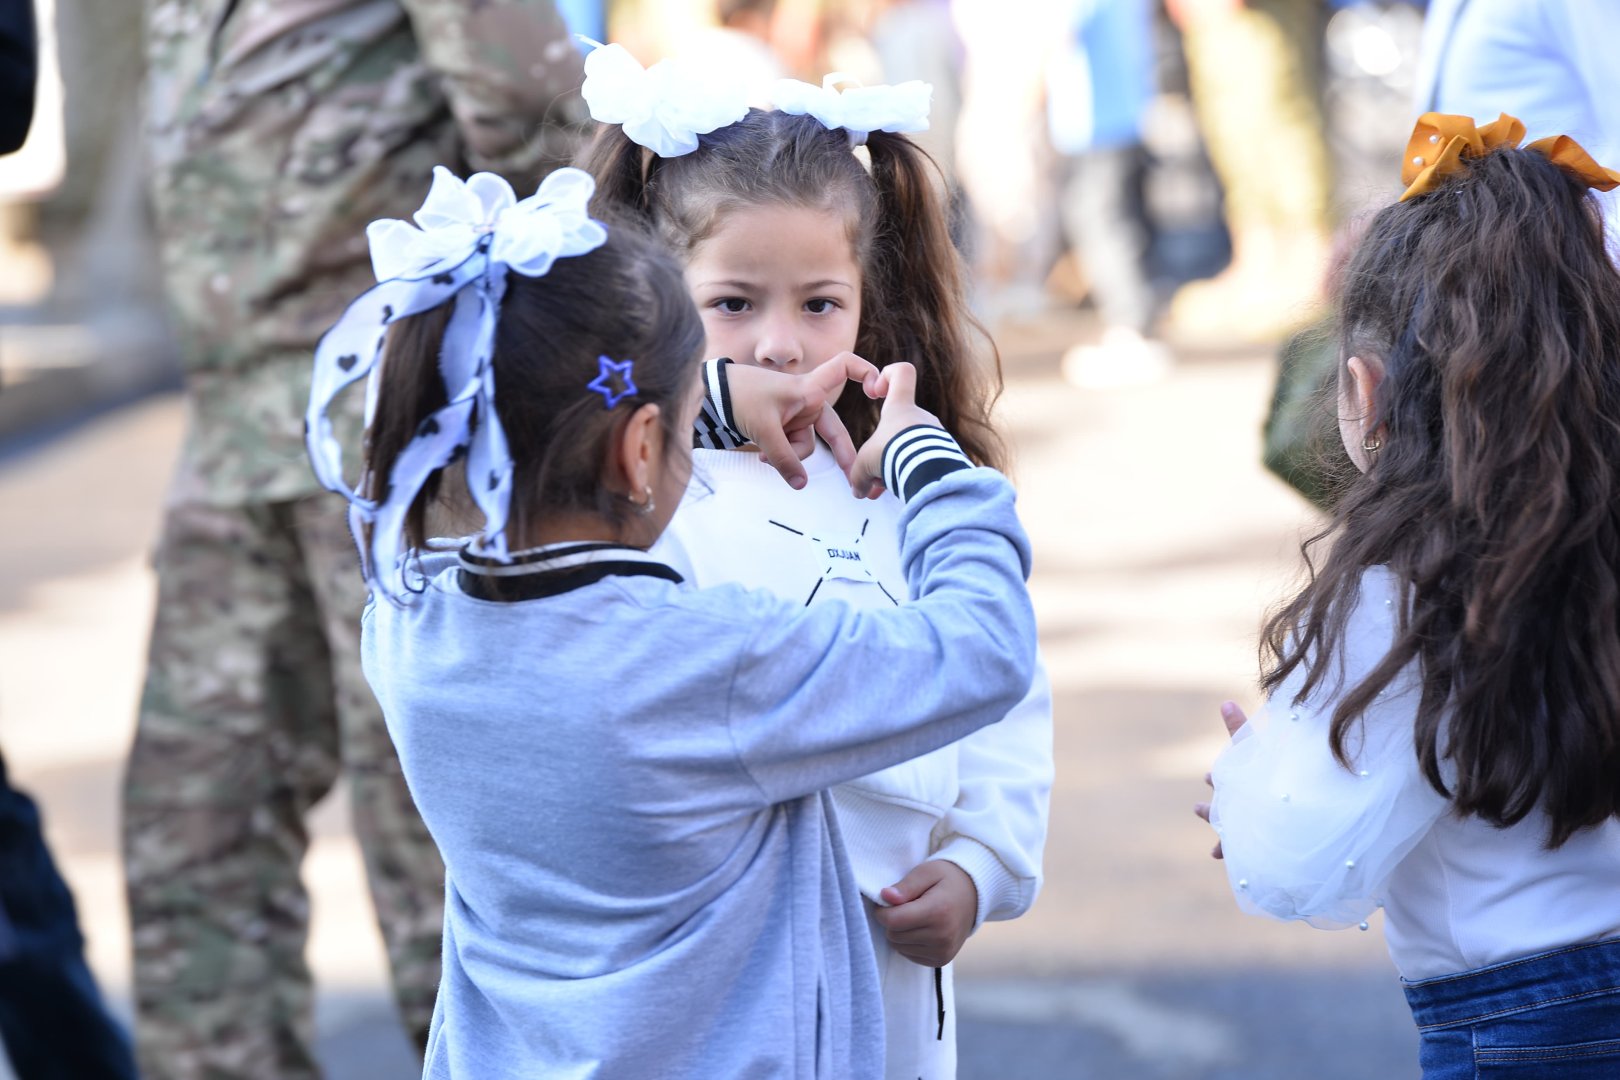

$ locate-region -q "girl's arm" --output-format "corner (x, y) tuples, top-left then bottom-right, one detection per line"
(718, 367), (1040, 804)
(1208, 569), (1450, 928)
(929, 657), (1055, 928)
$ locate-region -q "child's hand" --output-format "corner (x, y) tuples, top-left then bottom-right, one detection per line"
(873, 859), (978, 968)
(726, 353), (881, 489)
(1194, 700), (1249, 860)
(850, 362), (944, 499)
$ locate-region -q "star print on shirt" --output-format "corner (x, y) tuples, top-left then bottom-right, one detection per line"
(768, 517), (899, 607)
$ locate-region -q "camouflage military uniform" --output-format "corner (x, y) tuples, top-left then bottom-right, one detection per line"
(127, 3), (584, 1076)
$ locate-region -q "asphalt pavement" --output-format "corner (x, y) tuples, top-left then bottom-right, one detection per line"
(0, 309), (1420, 1079)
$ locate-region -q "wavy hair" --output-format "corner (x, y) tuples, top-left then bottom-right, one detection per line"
(1263, 148), (1620, 847)
(576, 109), (1007, 470)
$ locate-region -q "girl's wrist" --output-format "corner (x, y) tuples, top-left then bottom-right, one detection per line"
(695, 358), (749, 450)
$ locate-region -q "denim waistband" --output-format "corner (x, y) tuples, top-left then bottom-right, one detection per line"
(1403, 938), (1620, 1031)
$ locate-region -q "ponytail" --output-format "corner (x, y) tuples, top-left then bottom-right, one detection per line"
(362, 303), (455, 558)
(860, 132), (1005, 471)
(578, 125), (655, 222)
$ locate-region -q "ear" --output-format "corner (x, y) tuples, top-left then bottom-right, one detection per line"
(613, 403), (664, 504)
(1346, 354), (1386, 436)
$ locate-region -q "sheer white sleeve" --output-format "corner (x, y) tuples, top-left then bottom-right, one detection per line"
(1209, 568), (1451, 929)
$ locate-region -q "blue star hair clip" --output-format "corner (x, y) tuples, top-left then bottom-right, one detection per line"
(587, 355), (638, 408)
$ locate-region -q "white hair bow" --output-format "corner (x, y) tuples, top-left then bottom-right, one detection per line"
(770, 74), (932, 144)
(304, 166), (608, 601)
(580, 40), (750, 158)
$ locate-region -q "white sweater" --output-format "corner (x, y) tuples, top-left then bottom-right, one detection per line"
(1211, 567), (1620, 980)
(655, 441), (1053, 1079)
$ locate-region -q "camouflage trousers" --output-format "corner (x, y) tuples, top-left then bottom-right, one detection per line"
(122, 495), (444, 1080)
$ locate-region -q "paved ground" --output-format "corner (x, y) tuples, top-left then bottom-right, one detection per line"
(0, 309), (1421, 1078)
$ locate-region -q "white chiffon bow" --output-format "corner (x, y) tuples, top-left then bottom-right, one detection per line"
(304, 166), (608, 601)
(770, 74), (932, 143)
(580, 41), (750, 158)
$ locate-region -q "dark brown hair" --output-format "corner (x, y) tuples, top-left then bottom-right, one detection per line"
(362, 220), (705, 559)
(576, 108), (1007, 470)
(1264, 148), (1620, 847)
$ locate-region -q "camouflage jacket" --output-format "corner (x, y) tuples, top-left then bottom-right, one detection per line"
(145, 0), (585, 504)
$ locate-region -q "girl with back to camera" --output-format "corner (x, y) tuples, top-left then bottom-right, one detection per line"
(577, 45), (1054, 1079)
(303, 165), (1039, 1078)
(1198, 114), (1620, 1077)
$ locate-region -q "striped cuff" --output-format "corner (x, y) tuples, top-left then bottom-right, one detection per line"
(882, 424), (971, 502)
(693, 357), (748, 450)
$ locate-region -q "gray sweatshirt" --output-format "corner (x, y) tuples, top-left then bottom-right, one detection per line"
(363, 434), (1036, 1079)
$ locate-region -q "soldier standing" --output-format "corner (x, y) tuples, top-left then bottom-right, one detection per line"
(127, 3), (585, 1076)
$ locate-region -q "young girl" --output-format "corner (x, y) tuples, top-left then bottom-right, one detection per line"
(303, 165), (1039, 1079)
(1199, 113), (1620, 1076)
(577, 46), (1053, 1079)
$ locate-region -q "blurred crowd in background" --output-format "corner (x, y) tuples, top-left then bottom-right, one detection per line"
(0, 0), (1426, 403)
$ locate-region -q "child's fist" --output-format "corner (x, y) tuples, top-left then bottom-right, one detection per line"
(873, 859), (978, 968)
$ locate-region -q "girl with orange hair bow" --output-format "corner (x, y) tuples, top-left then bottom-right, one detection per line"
(1199, 114), (1620, 1077)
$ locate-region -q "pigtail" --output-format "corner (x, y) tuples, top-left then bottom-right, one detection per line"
(360, 304), (456, 557)
(859, 132), (1007, 471)
(576, 125), (656, 220)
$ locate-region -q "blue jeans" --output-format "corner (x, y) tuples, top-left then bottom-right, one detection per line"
(1404, 939), (1620, 1078)
(0, 751), (138, 1079)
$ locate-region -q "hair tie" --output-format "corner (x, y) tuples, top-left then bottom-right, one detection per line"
(769, 74), (932, 146)
(1399, 111), (1620, 202)
(579, 39), (749, 158)
(304, 166), (608, 601)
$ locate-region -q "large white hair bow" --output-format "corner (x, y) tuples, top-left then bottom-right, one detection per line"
(770, 74), (932, 144)
(304, 166), (608, 601)
(580, 40), (749, 158)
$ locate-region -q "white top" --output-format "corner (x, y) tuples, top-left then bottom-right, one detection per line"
(655, 440), (1054, 928)
(1211, 567), (1620, 980)
(1414, 0), (1620, 253)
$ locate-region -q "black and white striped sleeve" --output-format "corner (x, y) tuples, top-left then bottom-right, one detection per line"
(881, 424), (973, 503)
(693, 357), (749, 450)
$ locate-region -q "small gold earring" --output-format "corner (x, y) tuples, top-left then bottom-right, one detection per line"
(1362, 433), (1382, 454)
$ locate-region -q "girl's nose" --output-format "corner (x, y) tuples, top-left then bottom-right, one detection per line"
(754, 320), (800, 369)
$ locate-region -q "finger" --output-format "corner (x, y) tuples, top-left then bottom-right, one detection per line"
(884, 924), (946, 949)
(751, 421), (808, 490)
(799, 353), (855, 407)
(873, 899), (936, 935)
(893, 945), (947, 968)
(1194, 802), (1211, 823)
(882, 862), (948, 906)
(786, 423), (816, 461)
(878, 362), (917, 413)
(1220, 700), (1248, 737)
(830, 350), (879, 387)
(1212, 841), (1224, 860)
(864, 367), (886, 399)
(814, 401), (858, 474)
(855, 477), (887, 501)
(1204, 771), (1213, 789)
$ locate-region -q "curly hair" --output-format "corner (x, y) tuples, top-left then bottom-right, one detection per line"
(1263, 148), (1620, 847)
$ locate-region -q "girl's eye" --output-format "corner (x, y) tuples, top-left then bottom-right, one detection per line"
(713, 298), (749, 315)
(805, 298), (837, 315)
